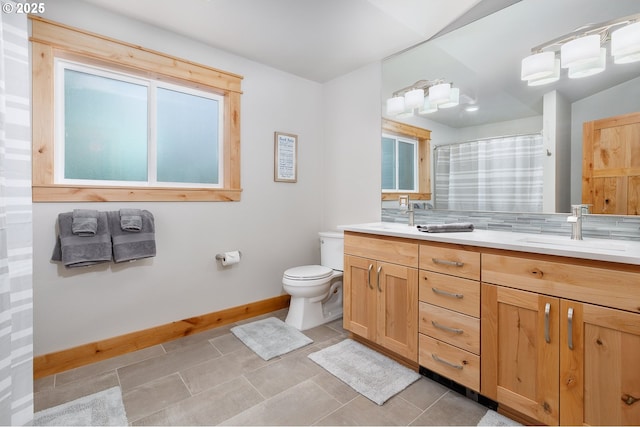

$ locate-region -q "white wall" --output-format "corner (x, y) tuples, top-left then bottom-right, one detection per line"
(34, 0), (337, 355)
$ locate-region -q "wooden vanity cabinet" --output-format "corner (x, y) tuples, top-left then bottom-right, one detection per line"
(482, 252), (640, 426)
(343, 232), (419, 361)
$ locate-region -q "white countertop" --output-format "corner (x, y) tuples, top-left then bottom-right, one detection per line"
(339, 222), (640, 266)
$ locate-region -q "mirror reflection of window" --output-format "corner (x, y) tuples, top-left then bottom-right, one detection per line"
(382, 133), (417, 192)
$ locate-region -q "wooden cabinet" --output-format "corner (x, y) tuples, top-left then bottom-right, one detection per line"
(582, 112), (640, 215)
(418, 243), (481, 391)
(343, 233), (419, 361)
(482, 252), (640, 426)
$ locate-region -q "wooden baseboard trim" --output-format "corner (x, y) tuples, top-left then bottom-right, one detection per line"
(34, 294), (291, 379)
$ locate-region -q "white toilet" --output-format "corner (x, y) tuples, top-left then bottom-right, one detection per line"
(282, 231), (344, 331)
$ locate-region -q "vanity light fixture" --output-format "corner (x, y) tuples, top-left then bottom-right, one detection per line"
(386, 79), (460, 117)
(521, 12), (640, 86)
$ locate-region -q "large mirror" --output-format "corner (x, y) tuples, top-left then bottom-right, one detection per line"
(382, 0), (640, 213)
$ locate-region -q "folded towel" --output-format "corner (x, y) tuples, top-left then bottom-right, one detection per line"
(417, 222), (475, 233)
(51, 212), (112, 268)
(71, 209), (99, 236)
(119, 208), (142, 232)
(108, 210), (156, 263)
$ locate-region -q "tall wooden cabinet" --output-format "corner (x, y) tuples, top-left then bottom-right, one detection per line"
(583, 111), (640, 215)
(343, 232), (419, 361)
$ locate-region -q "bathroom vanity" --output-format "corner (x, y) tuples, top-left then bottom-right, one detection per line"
(341, 223), (640, 426)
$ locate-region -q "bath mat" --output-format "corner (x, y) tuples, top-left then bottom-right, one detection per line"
(230, 317), (313, 360)
(308, 338), (421, 405)
(477, 409), (522, 426)
(34, 386), (127, 426)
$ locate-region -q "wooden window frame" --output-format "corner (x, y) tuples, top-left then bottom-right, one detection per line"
(30, 16), (243, 202)
(381, 119), (431, 201)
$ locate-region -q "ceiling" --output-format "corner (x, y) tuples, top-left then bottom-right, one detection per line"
(78, 0), (489, 83)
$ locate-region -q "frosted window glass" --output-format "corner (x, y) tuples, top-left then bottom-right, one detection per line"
(156, 88), (220, 184)
(64, 69), (148, 181)
(398, 141), (415, 191)
(381, 136), (396, 190)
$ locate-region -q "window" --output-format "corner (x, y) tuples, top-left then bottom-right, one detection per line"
(56, 60), (223, 188)
(382, 133), (417, 192)
(30, 16), (243, 202)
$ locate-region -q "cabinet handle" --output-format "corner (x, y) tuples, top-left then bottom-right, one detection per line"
(432, 258), (464, 267)
(432, 320), (463, 335)
(376, 265), (382, 292)
(431, 287), (464, 299)
(367, 264), (374, 290)
(567, 307), (574, 350)
(544, 303), (551, 344)
(431, 354), (463, 370)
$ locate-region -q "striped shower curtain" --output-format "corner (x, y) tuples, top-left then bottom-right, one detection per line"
(0, 4), (33, 425)
(434, 134), (544, 212)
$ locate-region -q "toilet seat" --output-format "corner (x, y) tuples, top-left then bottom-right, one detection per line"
(283, 265), (333, 281)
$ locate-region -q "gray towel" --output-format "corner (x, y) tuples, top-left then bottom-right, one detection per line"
(108, 210), (156, 263)
(119, 208), (142, 232)
(417, 222), (474, 233)
(51, 212), (112, 268)
(71, 209), (99, 236)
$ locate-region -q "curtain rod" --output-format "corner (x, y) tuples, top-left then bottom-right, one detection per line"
(433, 131), (542, 150)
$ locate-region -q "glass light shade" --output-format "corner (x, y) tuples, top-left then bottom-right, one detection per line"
(521, 51), (556, 80)
(568, 48), (606, 78)
(404, 88), (424, 109)
(429, 83), (451, 105)
(612, 21), (640, 64)
(528, 58), (561, 86)
(439, 87), (460, 109)
(418, 96), (437, 115)
(386, 96), (405, 115)
(561, 34), (601, 68)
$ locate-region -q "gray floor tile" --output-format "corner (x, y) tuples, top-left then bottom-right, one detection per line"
(219, 379), (341, 426)
(33, 371), (119, 412)
(315, 394), (423, 426)
(311, 370), (359, 404)
(122, 373), (192, 423)
(133, 376), (264, 426)
(162, 325), (232, 353)
(33, 375), (55, 394)
(303, 323), (343, 344)
(409, 391), (488, 426)
(397, 377), (450, 411)
(210, 332), (246, 354)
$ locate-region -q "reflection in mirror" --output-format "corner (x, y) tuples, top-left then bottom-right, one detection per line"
(382, 0), (640, 214)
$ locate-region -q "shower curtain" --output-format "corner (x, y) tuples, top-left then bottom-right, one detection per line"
(435, 134), (544, 212)
(0, 4), (33, 425)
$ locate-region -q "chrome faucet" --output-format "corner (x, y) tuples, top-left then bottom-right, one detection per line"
(399, 195), (414, 227)
(567, 204), (589, 240)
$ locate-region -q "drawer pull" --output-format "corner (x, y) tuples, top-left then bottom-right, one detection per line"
(567, 307), (574, 350)
(376, 265), (382, 292)
(544, 303), (551, 344)
(432, 258), (464, 267)
(431, 287), (464, 299)
(432, 353), (463, 370)
(367, 264), (374, 290)
(432, 320), (463, 335)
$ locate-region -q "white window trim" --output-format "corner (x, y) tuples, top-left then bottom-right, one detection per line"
(382, 132), (418, 193)
(54, 58), (225, 189)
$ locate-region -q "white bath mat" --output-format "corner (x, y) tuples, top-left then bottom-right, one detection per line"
(477, 409), (522, 426)
(34, 386), (128, 426)
(230, 317), (313, 360)
(308, 338), (421, 405)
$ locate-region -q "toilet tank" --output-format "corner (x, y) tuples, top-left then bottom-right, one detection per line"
(319, 231), (344, 271)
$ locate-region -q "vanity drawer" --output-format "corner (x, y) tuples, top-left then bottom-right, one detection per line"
(419, 244), (480, 280)
(344, 233), (419, 268)
(482, 253), (640, 314)
(419, 334), (480, 392)
(419, 302), (480, 354)
(419, 271), (480, 317)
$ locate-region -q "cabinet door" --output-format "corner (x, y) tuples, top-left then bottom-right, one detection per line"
(481, 284), (560, 425)
(376, 262), (418, 361)
(560, 302), (640, 426)
(343, 255), (376, 340)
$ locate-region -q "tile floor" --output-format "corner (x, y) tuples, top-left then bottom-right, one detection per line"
(34, 310), (492, 426)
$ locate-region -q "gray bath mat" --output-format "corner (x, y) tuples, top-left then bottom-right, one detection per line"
(231, 317), (313, 360)
(477, 409), (522, 426)
(308, 338), (421, 405)
(34, 386), (127, 426)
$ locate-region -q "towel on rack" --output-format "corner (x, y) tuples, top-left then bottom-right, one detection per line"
(71, 209), (99, 236)
(417, 223), (475, 233)
(108, 210), (156, 263)
(51, 211), (112, 268)
(119, 208), (142, 232)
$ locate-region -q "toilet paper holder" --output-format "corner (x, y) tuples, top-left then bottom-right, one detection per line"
(215, 251), (242, 261)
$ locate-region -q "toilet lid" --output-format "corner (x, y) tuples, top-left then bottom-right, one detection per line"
(284, 265), (333, 280)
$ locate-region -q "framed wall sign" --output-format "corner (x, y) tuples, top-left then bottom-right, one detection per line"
(274, 132), (298, 182)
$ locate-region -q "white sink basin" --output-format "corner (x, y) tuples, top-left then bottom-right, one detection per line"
(517, 236), (629, 252)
